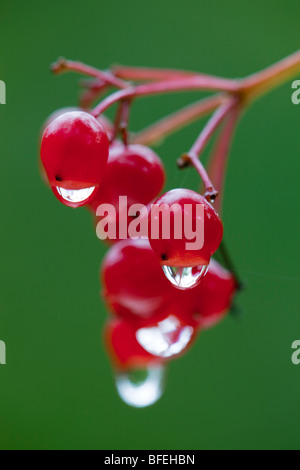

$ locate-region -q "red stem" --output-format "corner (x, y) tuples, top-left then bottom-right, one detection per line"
(188, 99), (237, 159)
(51, 58), (128, 89)
(92, 77), (239, 117)
(177, 98), (238, 200)
(112, 64), (225, 82)
(207, 104), (241, 214)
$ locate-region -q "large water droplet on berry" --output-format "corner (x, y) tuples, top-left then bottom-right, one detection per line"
(56, 186), (96, 203)
(115, 365), (165, 408)
(162, 265), (208, 289)
(136, 315), (194, 358)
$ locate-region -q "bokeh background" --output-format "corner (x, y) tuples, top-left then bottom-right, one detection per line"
(0, 0), (300, 450)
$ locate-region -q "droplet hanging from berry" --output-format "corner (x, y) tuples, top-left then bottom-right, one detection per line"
(162, 265), (208, 289)
(115, 365), (165, 408)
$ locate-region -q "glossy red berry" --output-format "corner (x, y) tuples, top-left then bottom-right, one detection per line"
(104, 317), (161, 370)
(148, 188), (223, 288)
(171, 259), (237, 329)
(88, 144), (165, 241)
(40, 111), (109, 208)
(97, 144), (165, 206)
(101, 239), (172, 321)
(191, 259), (237, 328)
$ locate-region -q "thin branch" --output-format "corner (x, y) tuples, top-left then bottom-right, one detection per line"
(207, 104), (241, 214)
(92, 77), (239, 117)
(51, 58), (128, 89)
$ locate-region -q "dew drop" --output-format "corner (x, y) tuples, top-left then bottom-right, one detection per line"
(136, 315), (194, 358)
(56, 186), (96, 203)
(162, 264), (208, 289)
(115, 365), (165, 408)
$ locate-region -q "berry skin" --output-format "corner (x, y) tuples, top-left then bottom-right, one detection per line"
(104, 317), (161, 370)
(96, 144), (165, 207)
(88, 144), (165, 241)
(41, 107), (80, 133)
(148, 188), (223, 267)
(40, 111), (109, 208)
(41, 107), (114, 138)
(101, 239), (172, 322)
(172, 259), (237, 329)
(191, 259), (237, 328)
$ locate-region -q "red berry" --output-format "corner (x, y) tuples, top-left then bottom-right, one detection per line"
(104, 317), (161, 370)
(171, 259), (237, 329)
(98, 144), (165, 206)
(101, 239), (172, 321)
(192, 259), (237, 328)
(148, 188), (223, 288)
(89, 144), (165, 241)
(40, 111), (109, 208)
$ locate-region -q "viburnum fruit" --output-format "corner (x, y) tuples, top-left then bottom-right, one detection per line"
(104, 317), (160, 370)
(40, 110), (109, 208)
(89, 144), (165, 242)
(101, 239), (172, 321)
(172, 258), (237, 329)
(193, 259), (237, 328)
(148, 188), (223, 289)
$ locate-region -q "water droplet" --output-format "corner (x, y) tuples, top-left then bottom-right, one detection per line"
(56, 186), (96, 203)
(115, 365), (165, 408)
(136, 315), (194, 358)
(162, 264), (208, 289)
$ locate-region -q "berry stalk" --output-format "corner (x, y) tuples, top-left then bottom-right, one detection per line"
(240, 50), (300, 102)
(112, 64), (232, 83)
(51, 58), (128, 89)
(178, 98), (238, 200)
(91, 77), (240, 117)
(207, 103), (241, 214)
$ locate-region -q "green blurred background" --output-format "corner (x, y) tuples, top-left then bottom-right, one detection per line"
(0, 0), (300, 450)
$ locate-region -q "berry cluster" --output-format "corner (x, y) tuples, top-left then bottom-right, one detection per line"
(40, 53), (299, 406)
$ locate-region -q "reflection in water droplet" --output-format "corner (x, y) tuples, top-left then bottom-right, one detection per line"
(162, 265), (208, 289)
(136, 315), (194, 358)
(56, 186), (96, 203)
(115, 365), (165, 408)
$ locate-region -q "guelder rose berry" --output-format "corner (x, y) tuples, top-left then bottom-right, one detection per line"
(172, 259), (237, 329)
(101, 239), (172, 321)
(193, 259), (237, 328)
(89, 144), (165, 242)
(148, 188), (223, 289)
(40, 111), (109, 208)
(104, 318), (161, 370)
